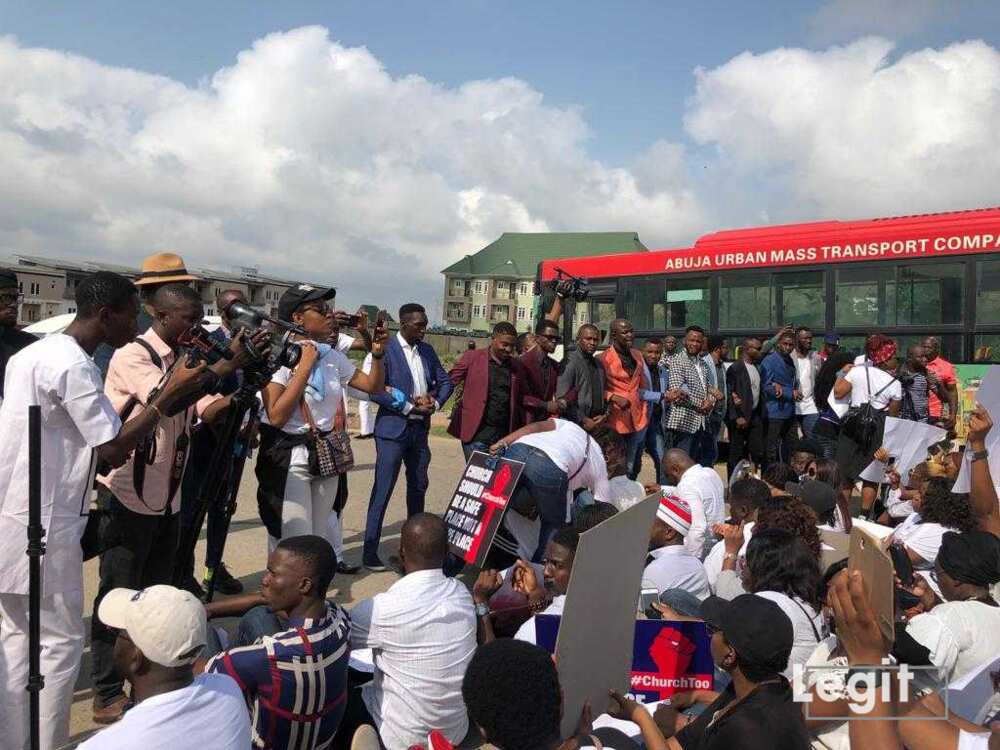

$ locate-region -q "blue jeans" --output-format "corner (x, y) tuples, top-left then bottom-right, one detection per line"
(462, 441), (491, 461)
(799, 413), (819, 440)
(203, 605), (283, 659)
(631, 424), (666, 483)
(364, 421), (431, 562)
(624, 428), (647, 480)
(504, 443), (569, 561)
(665, 428), (697, 458)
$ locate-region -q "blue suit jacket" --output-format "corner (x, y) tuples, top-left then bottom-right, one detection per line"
(372, 336), (453, 439)
(760, 350), (798, 420)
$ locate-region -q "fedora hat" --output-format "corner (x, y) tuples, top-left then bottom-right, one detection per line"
(135, 252), (200, 286)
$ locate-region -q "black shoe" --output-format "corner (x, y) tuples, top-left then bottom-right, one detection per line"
(355, 433), (374, 440)
(337, 560), (361, 575)
(363, 556), (389, 572)
(182, 575), (205, 600)
(207, 563), (244, 595)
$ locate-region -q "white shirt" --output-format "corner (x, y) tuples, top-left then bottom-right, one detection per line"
(829, 365), (901, 418)
(793, 352), (817, 415)
(891, 513), (948, 566)
(397, 332), (435, 418)
(642, 545), (711, 600)
(516, 419), (611, 514)
(77, 673), (250, 750)
(674, 465), (725, 558)
(607, 475), (648, 512)
(514, 594), (566, 645)
(270, 346), (356, 467)
(754, 591), (828, 680)
(906, 601), (1000, 685)
(803, 636), (850, 750)
(747, 364), (761, 409)
(0, 334), (120, 596)
(703, 521), (754, 592)
(349, 569), (477, 750)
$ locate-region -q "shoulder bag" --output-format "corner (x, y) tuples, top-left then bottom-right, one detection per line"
(840, 366), (896, 449)
(300, 397), (354, 478)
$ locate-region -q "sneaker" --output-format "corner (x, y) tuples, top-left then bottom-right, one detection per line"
(337, 560), (361, 575)
(206, 563), (244, 595)
(363, 556), (389, 572)
(92, 694), (128, 725)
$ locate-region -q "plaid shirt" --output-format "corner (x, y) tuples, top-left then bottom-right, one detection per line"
(207, 603), (350, 750)
(665, 352), (710, 434)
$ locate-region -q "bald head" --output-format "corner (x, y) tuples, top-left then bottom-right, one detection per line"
(662, 448), (695, 485)
(400, 513), (448, 571)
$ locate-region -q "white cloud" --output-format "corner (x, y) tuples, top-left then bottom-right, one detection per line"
(685, 37), (1000, 221)
(0, 27), (699, 312)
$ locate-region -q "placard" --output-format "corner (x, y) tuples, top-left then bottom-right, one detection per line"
(443, 451), (524, 567)
(536, 616), (714, 703)
(859, 417), (946, 484)
(954, 365), (1000, 493)
(848, 525), (895, 644)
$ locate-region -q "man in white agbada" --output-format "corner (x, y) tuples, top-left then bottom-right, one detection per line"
(0, 272), (208, 750)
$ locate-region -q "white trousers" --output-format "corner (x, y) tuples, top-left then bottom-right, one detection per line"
(281, 465), (343, 558)
(358, 398), (375, 435)
(0, 590), (85, 750)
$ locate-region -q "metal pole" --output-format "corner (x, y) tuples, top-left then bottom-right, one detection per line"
(27, 404), (46, 750)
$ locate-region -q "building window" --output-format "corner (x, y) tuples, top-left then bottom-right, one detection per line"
(497, 281), (508, 291)
(30, 282), (40, 296)
(518, 282), (529, 296)
(472, 305), (482, 318)
(474, 281), (484, 294)
(67, 307), (76, 314)
(517, 307), (526, 320)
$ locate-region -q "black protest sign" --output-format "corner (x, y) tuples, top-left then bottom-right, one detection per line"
(444, 450), (524, 567)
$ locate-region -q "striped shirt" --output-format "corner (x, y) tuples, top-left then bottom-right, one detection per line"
(206, 603), (351, 750)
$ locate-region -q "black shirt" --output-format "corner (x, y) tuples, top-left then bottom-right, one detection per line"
(676, 678), (810, 750)
(0, 327), (38, 398)
(472, 357), (512, 445)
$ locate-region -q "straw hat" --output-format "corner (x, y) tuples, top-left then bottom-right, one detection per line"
(134, 252), (200, 286)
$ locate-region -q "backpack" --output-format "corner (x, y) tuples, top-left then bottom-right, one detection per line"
(840, 366), (895, 448)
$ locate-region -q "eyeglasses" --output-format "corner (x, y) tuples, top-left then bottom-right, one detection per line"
(0, 292), (24, 306)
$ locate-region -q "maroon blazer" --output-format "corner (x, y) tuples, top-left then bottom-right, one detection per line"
(447, 348), (525, 443)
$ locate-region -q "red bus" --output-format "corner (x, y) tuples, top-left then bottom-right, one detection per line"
(538, 207), (1000, 363)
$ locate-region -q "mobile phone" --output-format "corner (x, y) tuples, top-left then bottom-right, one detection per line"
(889, 543), (915, 587)
(376, 310), (387, 328)
(639, 588), (659, 617)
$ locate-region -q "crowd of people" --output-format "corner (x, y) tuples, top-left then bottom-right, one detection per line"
(0, 261), (998, 750)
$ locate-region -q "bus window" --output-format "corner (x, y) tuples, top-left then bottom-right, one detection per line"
(976, 259), (1000, 323)
(588, 300), (617, 345)
(665, 277), (710, 330)
(778, 271), (825, 328)
(836, 267), (895, 327)
(719, 273), (771, 330)
(974, 335), (1000, 362)
(621, 276), (666, 330)
(895, 262), (964, 325)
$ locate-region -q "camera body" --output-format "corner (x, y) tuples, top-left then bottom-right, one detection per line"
(179, 325), (233, 367)
(552, 267), (590, 303)
(224, 301), (303, 375)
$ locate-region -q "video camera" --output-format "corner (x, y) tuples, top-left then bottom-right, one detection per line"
(178, 325), (234, 367)
(223, 301), (304, 376)
(552, 267), (590, 303)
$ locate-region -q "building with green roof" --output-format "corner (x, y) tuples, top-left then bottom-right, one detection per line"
(441, 232), (646, 332)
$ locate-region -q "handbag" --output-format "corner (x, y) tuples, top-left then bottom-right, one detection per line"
(300, 398), (354, 478)
(841, 366), (895, 448)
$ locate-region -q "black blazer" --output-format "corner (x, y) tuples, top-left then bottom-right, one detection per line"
(726, 361), (761, 422)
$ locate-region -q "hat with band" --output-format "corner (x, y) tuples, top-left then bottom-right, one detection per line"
(134, 252), (200, 286)
(657, 493), (692, 536)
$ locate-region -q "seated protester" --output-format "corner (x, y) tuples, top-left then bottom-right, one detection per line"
(714, 528), (827, 679)
(572, 501), (619, 533)
(206, 535), (350, 750)
(662, 448), (726, 559)
(602, 429), (648, 512)
(486, 418), (612, 566)
(643, 494), (711, 600)
(785, 480), (838, 530)
(788, 439), (822, 480)
(503, 526), (579, 645)
(463, 639), (650, 750)
(656, 594), (812, 750)
(702, 478), (771, 591)
(345, 514), (476, 750)
(880, 461), (930, 526)
(80, 585), (249, 750)
(890, 477), (977, 570)
(755, 500), (824, 561)
(901, 531), (1000, 685)
(762, 463), (799, 497)
(807, 457), (853, 533)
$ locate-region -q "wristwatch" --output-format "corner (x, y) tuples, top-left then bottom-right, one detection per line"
(475, 601), (490, 618)
(972, 449), (989, 462)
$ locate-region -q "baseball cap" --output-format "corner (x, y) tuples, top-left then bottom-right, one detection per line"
(786, 479), (837, 517)
(277, 283), (336, 322)
(98, 585), (207, 667)
(656, 494), (692, 537)
(700, 594), (793, 674)
(824, 333), (840, 344)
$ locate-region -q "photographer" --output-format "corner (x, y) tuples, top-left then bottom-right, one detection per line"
(0, 272), (209, 750)
(90, 283), (260, 724)
(257, 284), (387, 574)
(897, 344), (945, 423)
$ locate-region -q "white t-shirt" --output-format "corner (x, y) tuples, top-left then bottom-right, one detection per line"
(514, 594), (566, 645)
(891, 513), (948, 566)
(516, 419), (610, 512)
(829, 365), (901, 418)
(906, 601), (1000, 685)
(77, 673), (250, 750)
(0, 334), (120, 596)
(793, 353), (817, 415)
(673, 464), (725, 558)
(270, 346), (356, 467)
(803, 636), (850, 750)
(703, 521), (754, 592)
(754, 590), (828, 680)
(607, 475), (647, 511)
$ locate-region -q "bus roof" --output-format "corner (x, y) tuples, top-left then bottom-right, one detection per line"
(538, 206), (1000, 281)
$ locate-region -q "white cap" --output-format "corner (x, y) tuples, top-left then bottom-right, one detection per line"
(98, 585), (207, 667)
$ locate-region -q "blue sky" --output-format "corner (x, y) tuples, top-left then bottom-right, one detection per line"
(2, 1), (1000, 310)
(5, 0), (998, 164)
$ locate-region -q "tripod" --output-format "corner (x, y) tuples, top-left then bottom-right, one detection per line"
(26, 404), (45, 750)
(173, 374), (263, 602)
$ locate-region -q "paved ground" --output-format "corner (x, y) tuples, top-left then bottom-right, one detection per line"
(68, 430), (663, 746)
